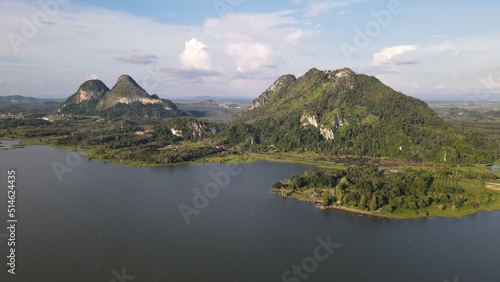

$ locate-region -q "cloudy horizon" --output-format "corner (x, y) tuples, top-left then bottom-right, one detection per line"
(1, 0), (500, 102)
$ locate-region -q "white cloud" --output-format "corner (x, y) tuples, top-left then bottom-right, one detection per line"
(0, 1), (325, 97)
(203, 11), (319, 74)
(426, 41), (460, 55)
(372, 42), (462, 67)
(113, 51), (158, 65)
(372, 45), (420, 66)
(285, 29), (315, 44)
(306, 0), (361, 17)
(477, 75), (500, 94)
(227, 43), (274, 72)
(2, 0), (498, 100)
(179, 38), (212, 70)
(204, 11), (296, 41)
(0, 0), (208, 96)
(204, 11), (319, 46)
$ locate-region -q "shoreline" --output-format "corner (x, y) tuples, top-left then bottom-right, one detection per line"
(6, 140), (500, 219)
(274, 189), (500, 219)
(10, 139), (500, 174)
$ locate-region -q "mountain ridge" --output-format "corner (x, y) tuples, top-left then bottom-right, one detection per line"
(223, 67), (497, 163)
(58, 75), (184, 118)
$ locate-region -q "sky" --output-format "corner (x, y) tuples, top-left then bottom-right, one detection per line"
(1, 0), (500, 101)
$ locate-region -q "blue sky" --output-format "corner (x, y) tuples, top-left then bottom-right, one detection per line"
(1, 0), (500, 101)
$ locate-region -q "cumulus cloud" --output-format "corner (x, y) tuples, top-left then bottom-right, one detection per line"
(0, 0), (324, 97)
(0, 0), (212, 97)
(203, 11), (318, 73)
(227, 42), (274, 72)
(113, 51), (158, 64)
(372, 45), (420, 66)
(179, 38), (212, 69)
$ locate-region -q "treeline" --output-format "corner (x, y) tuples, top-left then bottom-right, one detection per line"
(0, 118), (51, 129)
(59, 101), (186, 118)
(220, 116), (497, 164)
(274, 166), (498, 213)
(88, 145), (220, 164)
(0, 118), (73, 138)
(101, 102), (185, 118)
(49, 117), (221, 164)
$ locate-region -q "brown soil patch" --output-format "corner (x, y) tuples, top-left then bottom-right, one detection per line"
(485, 183), (500, 191)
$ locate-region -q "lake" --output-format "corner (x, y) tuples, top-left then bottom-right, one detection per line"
(1, 145), (499, 281)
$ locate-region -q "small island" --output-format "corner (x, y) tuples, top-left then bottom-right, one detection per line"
(272, 165), (500, 218)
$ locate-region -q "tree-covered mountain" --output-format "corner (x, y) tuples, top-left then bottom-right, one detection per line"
(58, 75), (185, 118)
(221, 68), (498, 163)
(59, 79), (109, 115)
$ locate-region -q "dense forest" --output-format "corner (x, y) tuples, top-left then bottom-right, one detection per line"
(221, 68), (498, 164)
(59, 99), (186, 118)
(274, 166), (499, 215)
(20, 117), (223, 164)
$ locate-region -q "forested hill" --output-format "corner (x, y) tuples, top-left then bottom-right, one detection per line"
(221, 68), (498, 163)
(58, 75), (185, 118)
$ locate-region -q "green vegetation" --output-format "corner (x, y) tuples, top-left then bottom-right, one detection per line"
(2, 68), (500, 219)
(274, 166), (500, 218)
(221, 68), (498, 164)
(430, 102), (500, 142)
(174, 99), (249, 123)
(58, 75), (185, 118)
(34, 117), (223, 165)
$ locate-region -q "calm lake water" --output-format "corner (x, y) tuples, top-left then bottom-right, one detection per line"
(1, 145), (499, 282)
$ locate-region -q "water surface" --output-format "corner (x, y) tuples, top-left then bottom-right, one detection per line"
(0, 145), (499, 281)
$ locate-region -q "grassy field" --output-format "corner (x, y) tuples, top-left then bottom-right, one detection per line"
(199, 152), (348, 169)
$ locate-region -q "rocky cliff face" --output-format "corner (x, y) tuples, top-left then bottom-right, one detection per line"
(301, 114), (345, 140)
(96, 75), (169, 109)
(165, 118), (218, 140)
(60, 80), (109, 108)
(249, 74), (297, 110)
